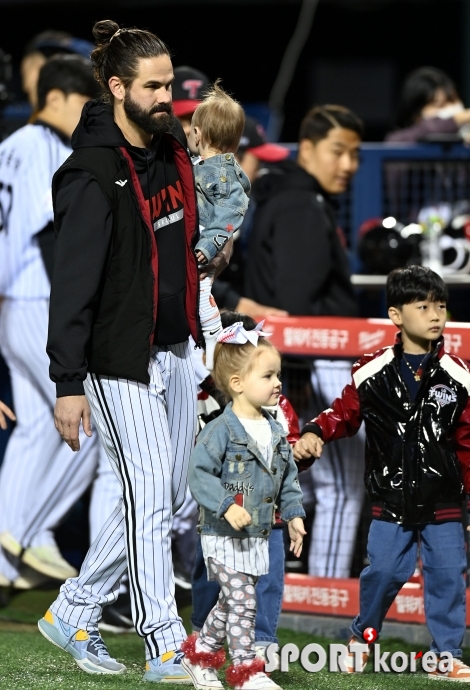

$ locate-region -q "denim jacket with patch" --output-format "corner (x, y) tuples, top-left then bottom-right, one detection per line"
(188, 403), (305, 538)
(193, 153), (250, 263)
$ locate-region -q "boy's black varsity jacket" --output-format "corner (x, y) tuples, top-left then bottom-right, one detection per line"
(302, 335), (470, 525)
(46, 100), (200, 397)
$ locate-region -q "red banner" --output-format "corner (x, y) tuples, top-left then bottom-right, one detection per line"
(283, 574), (470, 625)
(261, 316), (470, 359)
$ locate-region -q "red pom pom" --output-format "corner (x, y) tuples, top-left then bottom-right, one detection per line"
(181, 633), (226, 670)
(225, 657), (265, 687)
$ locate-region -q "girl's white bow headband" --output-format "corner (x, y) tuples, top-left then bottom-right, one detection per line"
(216, 320), (272, 347)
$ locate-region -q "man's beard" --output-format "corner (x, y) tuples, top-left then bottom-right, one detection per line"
(123, 93), (176, 136)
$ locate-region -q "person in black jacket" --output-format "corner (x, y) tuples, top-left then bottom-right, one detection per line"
(246, 106), (366, 579)
(245, 105), (360, 316)
(37, 20), (226, 683)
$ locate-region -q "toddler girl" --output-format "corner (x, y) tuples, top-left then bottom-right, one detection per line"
(182, 321), (306, 690)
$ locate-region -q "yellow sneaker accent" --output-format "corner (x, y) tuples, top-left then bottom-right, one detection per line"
(75, 629), (89, 641)
(146, 662), (150, 670)
(161, 651), (176, 663)
(44, 609), (54, 624)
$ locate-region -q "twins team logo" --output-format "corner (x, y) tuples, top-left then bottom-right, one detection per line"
(429, 384), (457, 407)
(182, 79), (203, 98)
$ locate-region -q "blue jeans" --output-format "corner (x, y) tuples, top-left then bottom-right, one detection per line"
(351, 520), (467, 657)
(191, 528), (285, 645)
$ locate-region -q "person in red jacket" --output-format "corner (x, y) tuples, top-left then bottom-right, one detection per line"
(190, 312), (304, 672)
(294, 266), (470, 682)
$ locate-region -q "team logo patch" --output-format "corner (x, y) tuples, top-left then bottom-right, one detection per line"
(429, 384), (457, 407)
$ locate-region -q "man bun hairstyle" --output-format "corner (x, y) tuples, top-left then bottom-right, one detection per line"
(192, 80), (245, 153)
(386, 265), (448, 308)
(91, 19), (169, 102)
(299, 104), (363, 144)
(37, 54), (101, 111)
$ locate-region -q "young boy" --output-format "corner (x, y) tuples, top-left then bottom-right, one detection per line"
(294, 265), (470, 681)
(188, 82), (251, 369)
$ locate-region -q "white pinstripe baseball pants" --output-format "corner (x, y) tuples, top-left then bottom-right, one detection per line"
(51, 341), (197, 660)
(300, 359), (365, 578)
(0, 299), (99, 580)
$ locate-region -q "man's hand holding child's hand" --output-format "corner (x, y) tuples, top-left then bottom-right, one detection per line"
(225, 504), (252, 531)
(293, 432), (324, 461)
(288, 518), (306, 557)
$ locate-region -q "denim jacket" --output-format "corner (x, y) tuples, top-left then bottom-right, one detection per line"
(188, 403), (305, 538)
(193, 153), (251, 263)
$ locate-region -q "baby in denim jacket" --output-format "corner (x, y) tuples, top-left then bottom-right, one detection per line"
(188, 82), (251, 369)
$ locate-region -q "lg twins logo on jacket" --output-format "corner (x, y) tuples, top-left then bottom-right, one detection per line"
(429, 384), (457, 407)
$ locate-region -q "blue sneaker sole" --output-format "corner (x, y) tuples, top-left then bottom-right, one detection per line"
(38, 618), (126, 675)
(143, 666), (193, 684)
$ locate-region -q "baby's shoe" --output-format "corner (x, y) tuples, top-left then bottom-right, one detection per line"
(226, 658), (282, 690)
(180, 633), (225, 689)
(203, 329), (221, 371)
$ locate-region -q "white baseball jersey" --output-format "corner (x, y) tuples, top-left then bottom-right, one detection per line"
(0, 123), (71, 298)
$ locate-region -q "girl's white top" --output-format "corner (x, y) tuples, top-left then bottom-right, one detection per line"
(201, 417), (273, 576)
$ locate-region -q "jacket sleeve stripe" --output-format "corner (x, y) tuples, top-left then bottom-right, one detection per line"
(440, 354), (470, 394)
(353, 347), (394, 388)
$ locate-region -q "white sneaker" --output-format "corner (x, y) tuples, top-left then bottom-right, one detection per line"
(181, 658), (223, 690)
(22, 544), (78, 580)
(343, 636), (371, 673)
(0, 531), (77, 580)
(0, 572), (10, 587)
(236, 672), (282, 690)
(255, 646), (280, 671)
(0, 530), (22, 556)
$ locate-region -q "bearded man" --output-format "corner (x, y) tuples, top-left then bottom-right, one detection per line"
(38, 20), (217, 684)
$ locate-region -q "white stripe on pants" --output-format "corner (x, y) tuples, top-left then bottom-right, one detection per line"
(0, 299), (99, 580)
(300, 359), (365, 578)
(51, 341), (197, 660)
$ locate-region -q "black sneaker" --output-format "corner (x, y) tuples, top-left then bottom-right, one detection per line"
(99, 593), (135, 634)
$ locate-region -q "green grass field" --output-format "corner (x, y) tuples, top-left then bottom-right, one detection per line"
(0, 588), (468, 689)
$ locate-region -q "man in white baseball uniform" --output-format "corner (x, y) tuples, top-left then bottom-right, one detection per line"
(0, 55), (101, 589)
(38, 20), (230, 682)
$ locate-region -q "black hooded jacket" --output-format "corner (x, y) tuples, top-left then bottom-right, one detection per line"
(244, 161), (357, 316)
(47, 100), (200, 397)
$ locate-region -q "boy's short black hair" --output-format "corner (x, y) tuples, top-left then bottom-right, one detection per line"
(386, 265), (448, 308)
(37, 54), (101, 111)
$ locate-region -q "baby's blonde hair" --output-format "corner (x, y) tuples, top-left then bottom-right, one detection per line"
(212, 338), (279, 401)
(192, 80), (245, 153)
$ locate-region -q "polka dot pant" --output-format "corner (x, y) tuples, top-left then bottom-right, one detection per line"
(198, 558), (258, 664)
